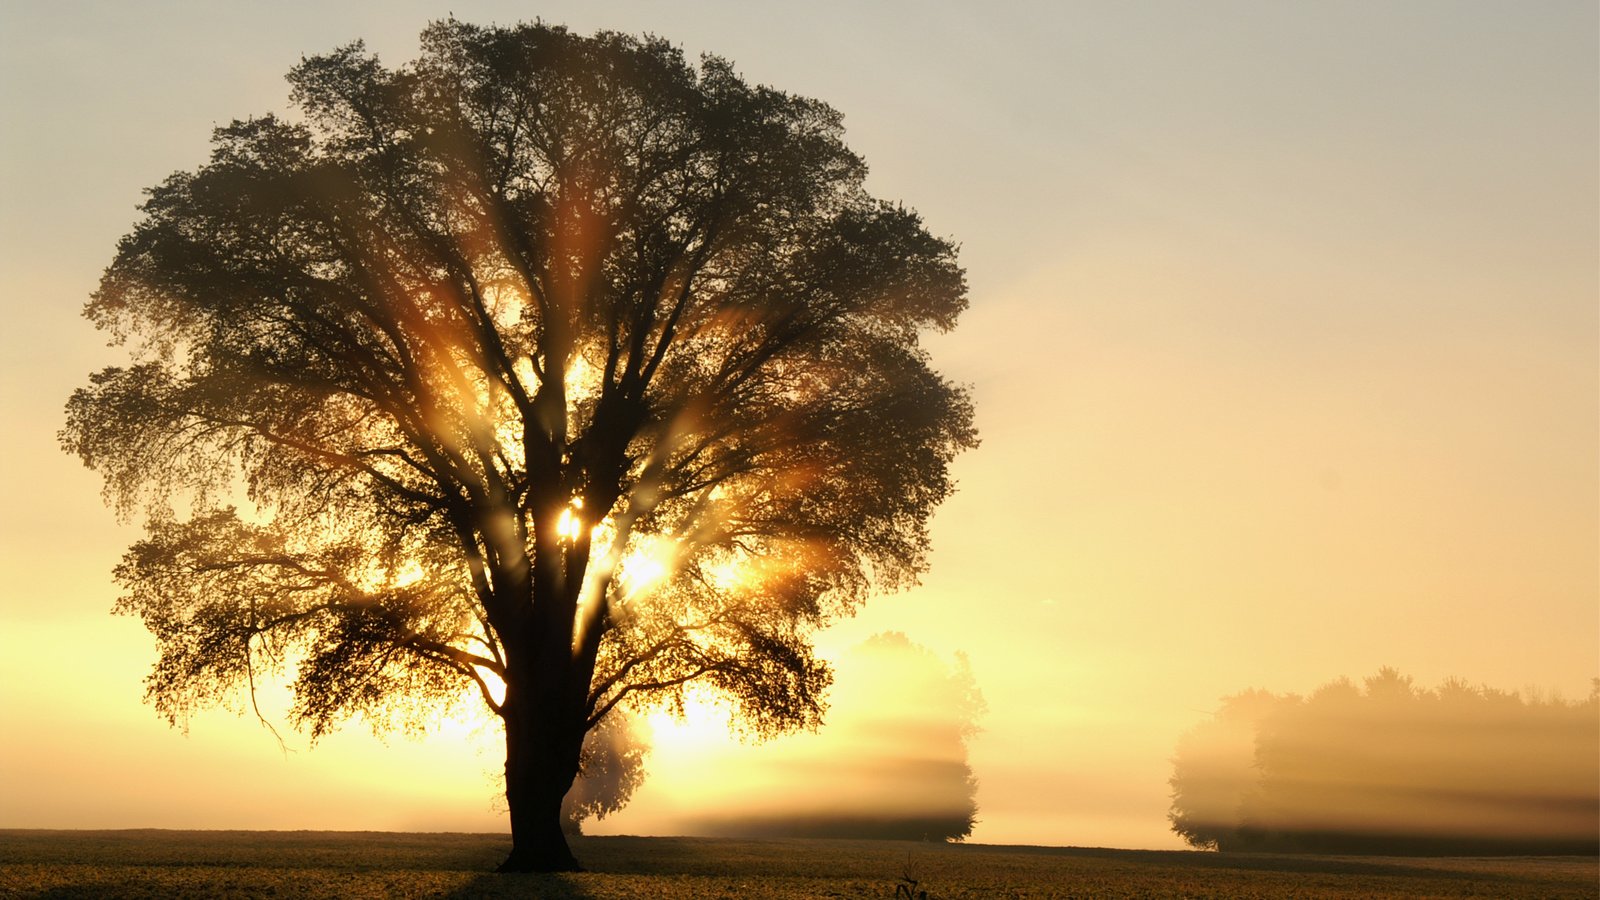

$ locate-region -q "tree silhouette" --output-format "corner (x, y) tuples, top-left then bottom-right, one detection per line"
(62, 20), (974, 872)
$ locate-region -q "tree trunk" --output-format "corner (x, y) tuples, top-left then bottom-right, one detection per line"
(497, 698), (584, 872)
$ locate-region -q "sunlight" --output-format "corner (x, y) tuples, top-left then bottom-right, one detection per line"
(564, 353), (600, 418)
(564, 354), (592, 392)
(349, 559), (428, 593)
(644, 688), (735, 760)
(477, 668), (507, 708)
(429, 685), (504, 743)
(391, 561), (425, 588)
(619, 534), (676, 599)
(556, 499), (585, 543)
(703, 555), (746, 592)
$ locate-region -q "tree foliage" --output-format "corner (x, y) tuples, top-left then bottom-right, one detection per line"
(62, 20), (974, 869)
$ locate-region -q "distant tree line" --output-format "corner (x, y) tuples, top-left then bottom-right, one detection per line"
(1170, 669), (1599, 855)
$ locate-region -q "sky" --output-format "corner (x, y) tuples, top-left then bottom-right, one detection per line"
(1, 1), (1595, 851)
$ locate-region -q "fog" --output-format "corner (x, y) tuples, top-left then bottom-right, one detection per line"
(606, 632), (985, 841)
(1170, 670), (1599, 854)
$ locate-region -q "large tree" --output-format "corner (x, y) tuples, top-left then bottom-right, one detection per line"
(62, 20), (974, 872)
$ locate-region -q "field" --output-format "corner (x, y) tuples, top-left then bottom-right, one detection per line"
(1, 830), (1595, 899)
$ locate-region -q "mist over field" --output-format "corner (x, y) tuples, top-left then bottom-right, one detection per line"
(1170, 670), (1600, 855)
(655, 633), (985, 841)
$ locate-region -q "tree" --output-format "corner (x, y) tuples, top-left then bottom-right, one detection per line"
(1166, 689), (1280, 850)
(62, 20), (975, 872)
(560, 711), (649, 836)
(1169, 673), (1600, 854)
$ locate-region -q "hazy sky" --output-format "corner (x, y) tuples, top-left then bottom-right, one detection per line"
(2, 1), (1595, 850)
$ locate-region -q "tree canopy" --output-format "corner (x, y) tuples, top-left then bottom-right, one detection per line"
(63, 19), (974, 870)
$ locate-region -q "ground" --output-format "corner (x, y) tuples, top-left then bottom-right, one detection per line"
(0, 830), (1595, 898)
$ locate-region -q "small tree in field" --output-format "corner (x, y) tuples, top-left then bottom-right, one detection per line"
(560, 711), (649, 836)
(62, 20), (973, 872)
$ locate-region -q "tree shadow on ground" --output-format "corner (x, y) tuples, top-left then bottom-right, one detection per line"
(442, 873), (596, 899)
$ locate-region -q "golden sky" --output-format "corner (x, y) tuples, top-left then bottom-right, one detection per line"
(1, 1), (1595, 850)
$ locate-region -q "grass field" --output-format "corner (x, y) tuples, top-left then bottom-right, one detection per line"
(1, 830), (1595, 898)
